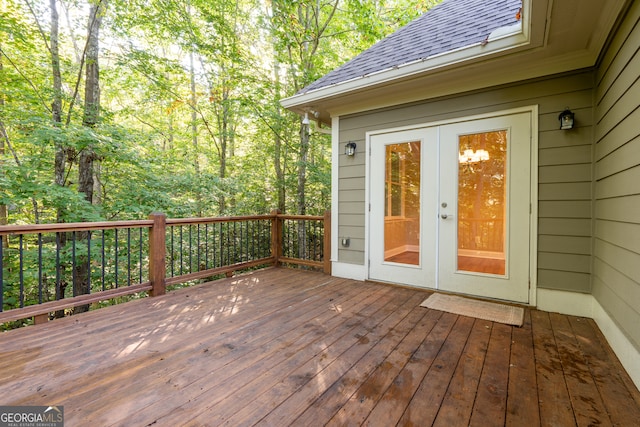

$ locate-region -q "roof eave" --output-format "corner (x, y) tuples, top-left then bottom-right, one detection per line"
(281, 10), (531, 115)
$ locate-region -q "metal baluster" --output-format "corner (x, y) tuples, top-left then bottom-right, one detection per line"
(139, 228), (143, 284)
(115, 228), (119, 288)
(72, 232), (76, 296)
(87, 230), (92, 294)
(101, 230), (106, 291)
(38, 233), (43, 304)
(127, 228), (132, 286)
(226, 222), (229, 266)
(311, 221), (316, 261)
(19, 235), (24, 307)
(55, 233), (61, 299)
(170, 226), (175, 278)
(312, 220), (316, 261)
(232, 222), (236, 265)
(236, 221), (239, 263)
(313, 220), (317, 261)
(179, 226), (184, 276)
(216, 222), (221, 268)
(250, 220), (254, 260)
(305, 220), (309, 261)
(189, 225), (193, 273)
(222, 222), (226, 268)
(265, 220), (269, 258)
(221, 222), (225, 267)
(288, 220), (292, 258)
(245, 221), (249, 262)
(263, 220), (268, 258)
(197, 224), (201, 272)
(318, 220), (322, 260)
(205, 224), (209, 270)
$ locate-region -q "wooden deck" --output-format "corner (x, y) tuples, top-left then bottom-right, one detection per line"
(1, 268), (639, 426)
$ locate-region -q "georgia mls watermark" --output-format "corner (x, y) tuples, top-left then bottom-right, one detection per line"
(0, 406), (63, 427)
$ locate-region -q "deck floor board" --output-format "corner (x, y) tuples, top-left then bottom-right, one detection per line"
(0, 268), (638, 426)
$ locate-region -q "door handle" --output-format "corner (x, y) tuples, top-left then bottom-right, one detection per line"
(440, 214), (450, 219)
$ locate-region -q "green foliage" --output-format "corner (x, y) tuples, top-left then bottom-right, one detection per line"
(1, 0), (440, 225)
(3, 0), (441, 321)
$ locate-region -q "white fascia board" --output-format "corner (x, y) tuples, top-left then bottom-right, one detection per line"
(282, 1), (532, 110)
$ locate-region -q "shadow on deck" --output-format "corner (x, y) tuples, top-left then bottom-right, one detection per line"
(1, 268), (639, 426)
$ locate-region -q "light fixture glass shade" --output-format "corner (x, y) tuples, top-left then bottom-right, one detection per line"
(558, 109), (574, 130)
(345, 141), (357, 156)
(302, 112), (310, 125)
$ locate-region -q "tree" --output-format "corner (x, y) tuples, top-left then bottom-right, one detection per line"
(0, 18), (6, 230)
(1, 0), (439, 225)
(72, 0), (107, 312)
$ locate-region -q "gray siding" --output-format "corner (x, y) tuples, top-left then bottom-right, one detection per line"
(338, 71), (594, 292)
(593, 1), (640, 351)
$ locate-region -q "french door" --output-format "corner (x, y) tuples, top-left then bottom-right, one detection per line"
(368, 112), (531, 303)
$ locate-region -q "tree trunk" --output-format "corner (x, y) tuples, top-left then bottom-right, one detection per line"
(75, 0), (105, 313)
(219, 81), (233, 214)
(296, 119), (310, 259)
(297, 120), (309, 215)
(189, 50), (203, 216)
(272, 53), (286, 213)
(0, 37), (6, 232)
(51, 0), (68, 317)
(82, 2), (102, 129)
(274, 131), (286, 213)
(51, 0), (62, 124)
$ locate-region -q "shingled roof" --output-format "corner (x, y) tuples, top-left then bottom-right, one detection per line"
(300, 0), (522, 94)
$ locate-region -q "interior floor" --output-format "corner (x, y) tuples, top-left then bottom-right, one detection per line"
(385, 251), (505, 275)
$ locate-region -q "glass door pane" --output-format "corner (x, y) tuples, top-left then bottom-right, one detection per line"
(384, 142), (421, 265)
(457, 131), (506, 275)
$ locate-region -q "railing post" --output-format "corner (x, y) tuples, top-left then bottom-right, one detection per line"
(149, 213), (167, 297)
(270, 209), (281, 267)
(323, 210), (332, 275)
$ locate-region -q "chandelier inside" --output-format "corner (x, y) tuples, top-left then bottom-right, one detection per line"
(458, 148), (489, 164)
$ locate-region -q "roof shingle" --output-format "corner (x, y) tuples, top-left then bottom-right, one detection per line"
(300, 0), (522, 94)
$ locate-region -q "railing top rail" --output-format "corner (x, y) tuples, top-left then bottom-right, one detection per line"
(277, 214), (324, 221)
(0, 212), (328, 236)
(0, 220), (155, 236)
(166, 214), (275, 226)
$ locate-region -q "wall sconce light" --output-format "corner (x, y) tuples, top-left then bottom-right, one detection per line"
(345, 141), (357, 156)
(302, 112), (310, 125)
(558, 109), (575, 130)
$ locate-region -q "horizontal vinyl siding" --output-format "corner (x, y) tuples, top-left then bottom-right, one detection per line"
(337, 146), (366, 263)
(338, 71), (594, 292)
(593, 0), (640, 351)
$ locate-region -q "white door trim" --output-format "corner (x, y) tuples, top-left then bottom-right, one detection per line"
(364, 105), (539, 304)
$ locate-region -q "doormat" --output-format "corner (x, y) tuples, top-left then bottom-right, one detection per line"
(420, 293), (524, 327)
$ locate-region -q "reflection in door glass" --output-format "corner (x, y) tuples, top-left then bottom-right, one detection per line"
(384, 142), (421, 265)
(457, 131), (506, 275)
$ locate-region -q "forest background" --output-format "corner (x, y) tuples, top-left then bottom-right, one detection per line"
(0, 0), (439, 226)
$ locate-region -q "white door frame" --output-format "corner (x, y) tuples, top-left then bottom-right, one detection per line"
(364, 106), (538, 305)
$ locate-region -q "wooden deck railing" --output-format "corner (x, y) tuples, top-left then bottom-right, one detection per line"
(0, 210), (330, 326)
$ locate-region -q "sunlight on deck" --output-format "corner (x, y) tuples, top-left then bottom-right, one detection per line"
(1, 269), (638, 426)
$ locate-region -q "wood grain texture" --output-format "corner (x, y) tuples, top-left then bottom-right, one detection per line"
(0, 269), (638, 426)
